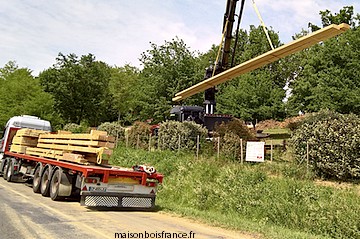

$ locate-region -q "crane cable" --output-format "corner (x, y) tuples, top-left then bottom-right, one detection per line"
(251, 0), (274, 50)
(212, 19), (230, 77)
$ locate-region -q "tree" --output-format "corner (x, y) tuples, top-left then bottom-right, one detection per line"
(109, 65), (142, 125)
(138, 37), (203, 123)
(287, 7), (360, 115)
(217, 25), (287, 125)
(38, 53), (116, 126)
(0, 62), (58, 127)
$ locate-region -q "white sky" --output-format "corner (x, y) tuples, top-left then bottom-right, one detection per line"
(0, 0), (359, 75)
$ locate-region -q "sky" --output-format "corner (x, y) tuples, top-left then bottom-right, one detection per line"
(0, 0), (359, 75)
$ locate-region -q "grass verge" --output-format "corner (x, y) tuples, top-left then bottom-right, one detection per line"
(111, 146), (360, 239)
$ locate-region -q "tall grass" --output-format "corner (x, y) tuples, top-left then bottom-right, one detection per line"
(111, 146), (360, 239)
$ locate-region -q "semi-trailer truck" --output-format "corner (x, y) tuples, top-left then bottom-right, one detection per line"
(0, 115), (163, 209)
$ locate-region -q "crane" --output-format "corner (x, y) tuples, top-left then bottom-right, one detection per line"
(170, 0), (245, 132)
(203, 0), (244, 115)
(169, 0), (350, 133)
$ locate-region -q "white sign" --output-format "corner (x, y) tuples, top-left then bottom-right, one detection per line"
(245, 142), (265, 162)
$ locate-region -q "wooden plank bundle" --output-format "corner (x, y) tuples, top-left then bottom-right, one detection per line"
(15, 128), (48, 137)
(26, 147), (64, 160)
(34, 130), (114, 165)
(10, 129), (114, 165)
(9, 129), (45, 154)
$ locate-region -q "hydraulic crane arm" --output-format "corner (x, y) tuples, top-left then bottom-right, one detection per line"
(173, 23), (350, 102)
(220, 0), (238, 70)
(203, 0), (243, 114)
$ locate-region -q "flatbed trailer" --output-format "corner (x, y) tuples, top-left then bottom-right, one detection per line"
(1, 127), (163, 209)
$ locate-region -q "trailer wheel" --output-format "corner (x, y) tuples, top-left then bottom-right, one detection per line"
(0, 158), (7, 177)
(6, 160), (13, 182)
(3, 159), (9, 181)
(50, 168), (64, 201)
(33, 166), (41, 193)
(40, 166), (52, 197)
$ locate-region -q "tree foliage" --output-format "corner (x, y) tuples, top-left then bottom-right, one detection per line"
(0, 62), (58, 127)
(109, 65), (141, 125)
(288, 7), (360, 115)
(39, 53), (116, 126)
(138, 38), (203, 123)
(309, 6), (359, 31)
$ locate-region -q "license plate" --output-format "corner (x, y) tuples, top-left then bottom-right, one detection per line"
(88, 186), (106, 192)
(108, 184), (134, 192)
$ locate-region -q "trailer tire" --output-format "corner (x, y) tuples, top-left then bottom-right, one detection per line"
(3, 159), (9, 181)
(40, 166), (52, 197)
(0, 157), (7, 177)
(33, 166), (42, 193)
(50, 168), (64, 201)
(6, 160), (13, 182)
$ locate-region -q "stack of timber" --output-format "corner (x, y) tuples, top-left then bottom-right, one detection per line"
(10, 129), (47, 154)
(25, 130), (115, 165)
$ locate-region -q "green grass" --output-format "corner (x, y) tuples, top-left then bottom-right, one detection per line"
(262, 128), (291, 135)
(262, 128), (291, 147)
(110, 146), (360, 239)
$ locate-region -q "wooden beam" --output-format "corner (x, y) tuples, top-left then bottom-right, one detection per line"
(37, 138), (115, 148)
(40, 132), (115, 142)
(173, 23), (350, 101)
(36, 143), (113, 155)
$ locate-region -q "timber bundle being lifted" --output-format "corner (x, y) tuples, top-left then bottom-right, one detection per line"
(10, 129), (114, 165)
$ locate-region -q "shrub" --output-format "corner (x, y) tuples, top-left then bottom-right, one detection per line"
(127, 121), (152, 149)
(214, 118), (255, 141)
(62, 121), (89, 133)
(290, 110), (360, 180)
(282, 115), (306, 131)
(256, 119), (281, 130)
(97, 121), (125, 141)
(158, 120), (208, 151)
(213, 118), (256, 160)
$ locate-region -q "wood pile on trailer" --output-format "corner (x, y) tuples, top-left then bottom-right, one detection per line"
(10, 129), (115, 165)
(10, 129), (47, 154)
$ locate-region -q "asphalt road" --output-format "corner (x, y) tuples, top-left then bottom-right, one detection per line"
(0, 178), (256, 239)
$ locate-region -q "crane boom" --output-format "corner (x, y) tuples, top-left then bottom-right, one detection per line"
(173, 23), (350, 102)
(220, 0), (238, 70)
(203, 0), (243, 114)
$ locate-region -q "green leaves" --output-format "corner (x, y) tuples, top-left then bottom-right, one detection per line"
(38, 53), (115, 126)
(158, 120), (208, 151)
(138, 38), (203, 123)
(1, 5), (359, 130)
(0, 62), (57, 126)
(290, 110), (360, 180)
(287, 7), (360, 116)
(109, 65), (141, 124)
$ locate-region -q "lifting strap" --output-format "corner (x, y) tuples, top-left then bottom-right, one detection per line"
(251, 0), (274, 50)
